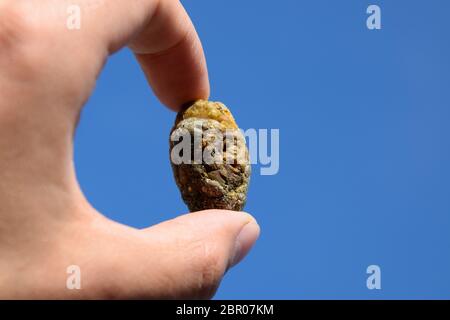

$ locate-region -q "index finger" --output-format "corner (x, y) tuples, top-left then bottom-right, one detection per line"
(129, 0), (210, 111)
(88, 0), (210, 111)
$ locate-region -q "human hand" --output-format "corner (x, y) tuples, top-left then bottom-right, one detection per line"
(0, 0), (259, 299)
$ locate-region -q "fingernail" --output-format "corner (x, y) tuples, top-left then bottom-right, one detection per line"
(229, 221), (260, 270)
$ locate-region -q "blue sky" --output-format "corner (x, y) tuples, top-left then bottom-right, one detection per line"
(74, 0), (450, 299)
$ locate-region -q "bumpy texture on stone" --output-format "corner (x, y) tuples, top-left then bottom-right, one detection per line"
(170, 100), (250, 212)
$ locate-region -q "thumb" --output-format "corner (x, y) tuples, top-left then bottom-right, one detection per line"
(142, 210), (260, 299)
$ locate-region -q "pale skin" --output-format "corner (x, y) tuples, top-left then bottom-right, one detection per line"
(0, 0), (260, 299)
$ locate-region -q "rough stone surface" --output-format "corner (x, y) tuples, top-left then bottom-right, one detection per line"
(170, 100), (250, 212)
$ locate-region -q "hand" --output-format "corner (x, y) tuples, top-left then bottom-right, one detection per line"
(0, 0), (259, 299)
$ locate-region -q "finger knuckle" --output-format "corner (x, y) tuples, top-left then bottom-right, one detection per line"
(0, 1), (35, 48)
(191, 240), (225, 299)
(0, 2), (45, 77)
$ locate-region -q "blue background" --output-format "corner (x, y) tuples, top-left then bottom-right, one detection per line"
(74, 0), (450, 299)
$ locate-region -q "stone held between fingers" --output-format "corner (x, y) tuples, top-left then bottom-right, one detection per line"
(170, 100), (251, 212)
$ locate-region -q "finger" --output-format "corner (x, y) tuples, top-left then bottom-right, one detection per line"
(142, 210), (260, 299)
(133, 27), (210, 112)
(129, 0), (210, 110)
(83, 0), (209, 111)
